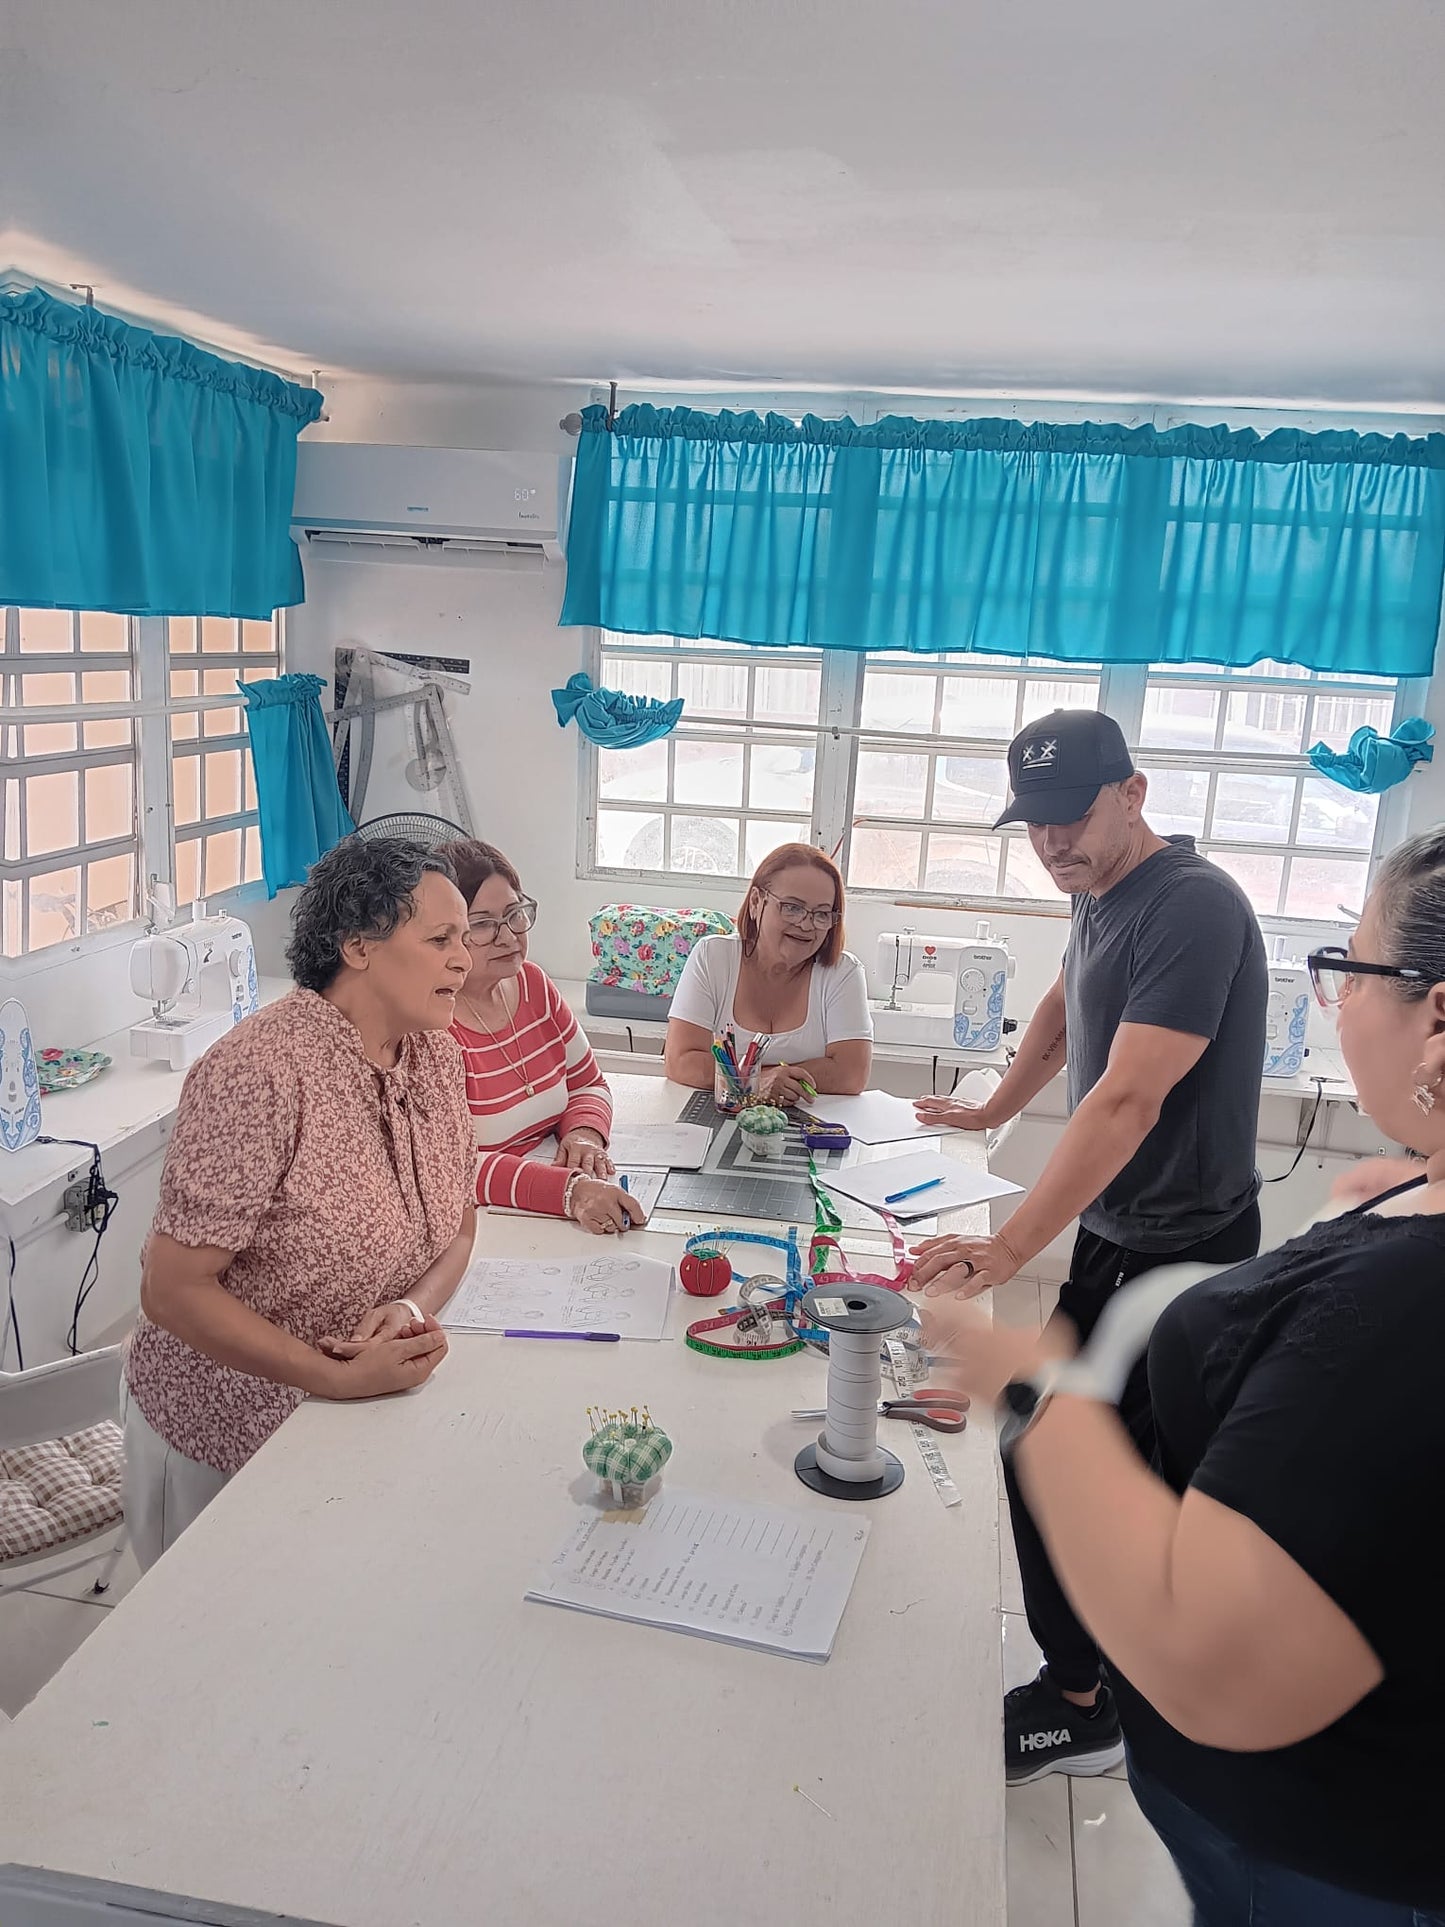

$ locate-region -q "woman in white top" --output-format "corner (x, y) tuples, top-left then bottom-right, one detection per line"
(664, 843), (872, 1104)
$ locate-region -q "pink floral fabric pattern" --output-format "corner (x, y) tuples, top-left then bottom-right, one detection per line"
(125, 990), (473, 1474)
(588, 904), (734, 997)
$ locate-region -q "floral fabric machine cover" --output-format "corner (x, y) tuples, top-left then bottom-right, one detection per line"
(585, 904), (736, 1019)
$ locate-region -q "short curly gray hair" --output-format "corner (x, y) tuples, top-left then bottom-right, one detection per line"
(287, 836), (458, 993)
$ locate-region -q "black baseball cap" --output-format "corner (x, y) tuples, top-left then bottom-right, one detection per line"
(992, 709), (1137, 829)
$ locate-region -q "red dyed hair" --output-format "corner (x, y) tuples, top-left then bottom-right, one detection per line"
(736, 842), (847, 967)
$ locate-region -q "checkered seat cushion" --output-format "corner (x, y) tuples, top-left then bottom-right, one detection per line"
(0, 1422), (123, 1562)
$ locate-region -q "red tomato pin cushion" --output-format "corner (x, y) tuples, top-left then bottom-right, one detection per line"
(679, 1248), (732, 1297)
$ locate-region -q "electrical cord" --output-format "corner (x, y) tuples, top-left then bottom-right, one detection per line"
(35, 1136), (119, 1356)
(4, 1236), (21, 1373)
(1263, 1076), (1325, 1185)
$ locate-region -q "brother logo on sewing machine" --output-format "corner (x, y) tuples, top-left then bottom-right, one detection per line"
(128, 903), (260, 1071)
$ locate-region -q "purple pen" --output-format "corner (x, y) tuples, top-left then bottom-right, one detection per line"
(503, 1329), (622, 1342)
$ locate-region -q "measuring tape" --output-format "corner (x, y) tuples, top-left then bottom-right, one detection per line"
(886, 1335), (963, 1508)
(682, 1227), (808, 1359)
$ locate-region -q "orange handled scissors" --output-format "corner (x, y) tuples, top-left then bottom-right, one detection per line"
(790, 1389), (969, 1434)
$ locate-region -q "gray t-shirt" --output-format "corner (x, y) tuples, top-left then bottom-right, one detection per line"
(1064, 836), (1266, 1253)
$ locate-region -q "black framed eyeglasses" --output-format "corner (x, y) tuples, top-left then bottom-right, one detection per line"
(466, 898), (538, 946)
(758, 887), (839, 931)
(1306, 946), (1427, 1009)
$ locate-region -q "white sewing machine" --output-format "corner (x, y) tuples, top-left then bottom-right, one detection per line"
(870, 924), (1015, 1052)
(129, 903), (260, 1070)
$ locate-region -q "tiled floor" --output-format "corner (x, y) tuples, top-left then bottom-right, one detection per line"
(1, 1284), (1187, 1926)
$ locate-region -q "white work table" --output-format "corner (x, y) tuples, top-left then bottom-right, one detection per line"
(0, 1077), (1005, 1927)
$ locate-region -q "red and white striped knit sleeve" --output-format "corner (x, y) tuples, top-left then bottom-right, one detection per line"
(474, 1146), (569, 1215)
(546, 975), (614, 1146)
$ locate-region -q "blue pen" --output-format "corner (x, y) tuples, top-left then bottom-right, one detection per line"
(618, 1171), (629, 1235)
(885, 1176), (946, 1205)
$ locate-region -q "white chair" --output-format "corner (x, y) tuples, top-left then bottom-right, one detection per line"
(0, 1347), (127, 1598)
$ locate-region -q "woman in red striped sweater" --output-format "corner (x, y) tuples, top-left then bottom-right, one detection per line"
(440, 840), (644, 1236)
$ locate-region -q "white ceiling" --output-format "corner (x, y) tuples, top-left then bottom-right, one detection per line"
(4, 0), (1445, 408)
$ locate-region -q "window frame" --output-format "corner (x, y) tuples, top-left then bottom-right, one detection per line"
(578, 629), (1415, 932)
(1, 610), (281, 968)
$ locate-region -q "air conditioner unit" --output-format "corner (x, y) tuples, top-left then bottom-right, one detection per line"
(290, 444), (570, 564)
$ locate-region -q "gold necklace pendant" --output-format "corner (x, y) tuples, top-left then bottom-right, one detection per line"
(463, 989), (534, 1097)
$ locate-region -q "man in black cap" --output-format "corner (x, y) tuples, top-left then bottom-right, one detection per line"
(913, 707), (1267, 1784)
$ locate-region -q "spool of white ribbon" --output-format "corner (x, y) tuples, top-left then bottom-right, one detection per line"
(795, 1284), (913, 1500)
(814, 1325), (888, 1482)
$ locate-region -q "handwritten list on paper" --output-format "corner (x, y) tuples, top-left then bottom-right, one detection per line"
(525, 1489), (870, 1661)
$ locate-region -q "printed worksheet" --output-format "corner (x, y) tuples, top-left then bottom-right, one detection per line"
(441, 1253), (674, 1340)
(526, 1488), (870, 1661)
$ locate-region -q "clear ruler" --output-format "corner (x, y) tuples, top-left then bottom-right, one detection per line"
(885, 1337), (962, 1508)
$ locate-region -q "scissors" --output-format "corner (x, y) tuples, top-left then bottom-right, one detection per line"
(790, 1390), (970, 1434)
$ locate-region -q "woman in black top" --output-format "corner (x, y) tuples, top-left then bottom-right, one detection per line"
(921, 827), (1445, 1925)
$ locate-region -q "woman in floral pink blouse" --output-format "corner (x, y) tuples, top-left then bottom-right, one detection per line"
(123, 837), (478, 1569)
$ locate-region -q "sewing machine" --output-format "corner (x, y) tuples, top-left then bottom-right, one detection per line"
(0, 998), (43, 1152)
(870, 925), (1014, 1052)
(129, 905), (260, 1070)
(1263, 937), (1311, 1079)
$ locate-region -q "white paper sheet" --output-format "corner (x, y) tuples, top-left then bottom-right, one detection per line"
(441, 1252), (674, 1339)
(526, 1487), (870, 1662)
(607, 1122), (714, 1169)
(806, 1089), (949, 1144)
(823, 1148), (1022, 1219)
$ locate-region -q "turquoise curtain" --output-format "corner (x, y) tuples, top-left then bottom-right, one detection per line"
(551, 670), (684, 746)
(240, 675), (354, 898)
(561, 405), (1445, 677)
(1308, 717), (1435, 793)
(0, 287), (323, 618)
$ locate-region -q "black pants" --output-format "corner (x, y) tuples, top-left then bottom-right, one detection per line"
(1003, 1201), (1262, 1695)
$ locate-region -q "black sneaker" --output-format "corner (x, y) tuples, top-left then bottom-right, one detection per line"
(1005, 1667), (1126, 1785)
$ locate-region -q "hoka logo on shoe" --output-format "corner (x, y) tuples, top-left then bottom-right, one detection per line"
(1020, 1729), (1071, 1751)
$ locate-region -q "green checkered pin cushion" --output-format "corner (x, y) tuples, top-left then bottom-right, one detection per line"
(583, 1409), (674, 1485)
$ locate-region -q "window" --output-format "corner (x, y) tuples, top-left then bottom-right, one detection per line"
(169, 617), (277, 909)
(1133, 659), (1399, 921)
(591, 634), (823, 878)
(2, 608), (281, 959)
(847, 652), (1101, 900)
(2, 608), (140, 958)
(582, 633), (1408, 923)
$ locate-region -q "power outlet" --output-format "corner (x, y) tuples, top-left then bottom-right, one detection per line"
(62, 1182), (107, 1234)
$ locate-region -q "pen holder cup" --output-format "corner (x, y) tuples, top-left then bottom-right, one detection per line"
(714, 1060), (758, 1115)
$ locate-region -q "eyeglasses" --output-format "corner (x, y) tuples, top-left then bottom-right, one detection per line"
(1306, 946), (1428, 1009)
(466, 898), (538, 946)
(758, 887), (839, 931)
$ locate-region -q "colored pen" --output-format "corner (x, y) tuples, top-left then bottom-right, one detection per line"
(503, 1330), (622, 1342)
(884, 1176), (946, 1205)
(618, 1171), (629, 1235)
